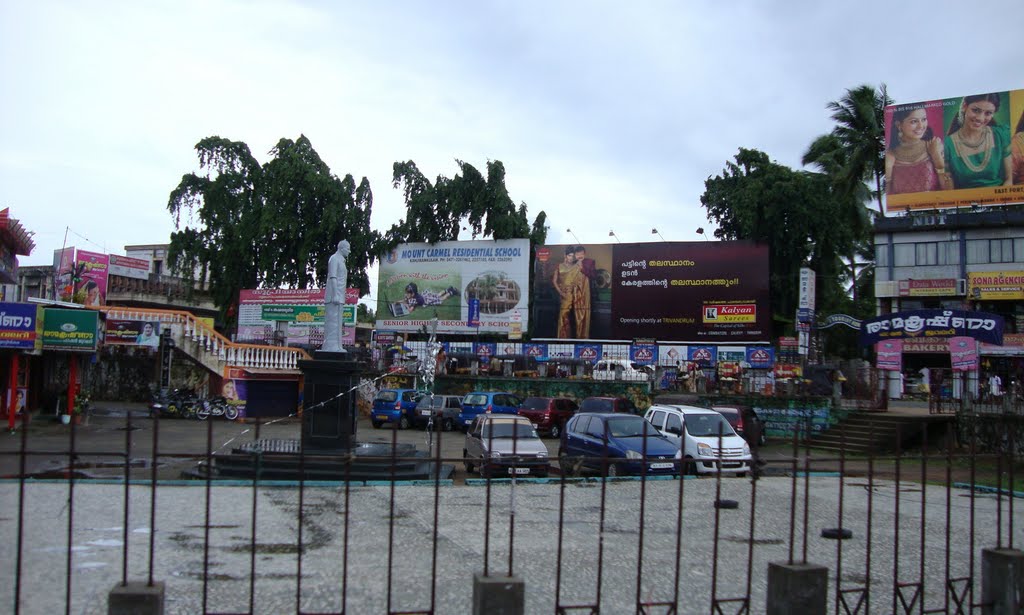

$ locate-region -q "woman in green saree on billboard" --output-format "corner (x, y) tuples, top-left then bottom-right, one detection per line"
(944, 93), (1013, 189)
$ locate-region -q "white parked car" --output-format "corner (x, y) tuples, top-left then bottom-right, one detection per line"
(643, 404), (751, 476)
(591, 359), (653, 382)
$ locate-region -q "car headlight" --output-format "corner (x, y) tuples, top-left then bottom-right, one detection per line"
(743, 443), (751, 456)
(698, 443), (715, 457)
(625, 450), (642, 460)
(536, 453), (547, 459)
(489, 451), (502, 458)
(674, 449), (682, 460)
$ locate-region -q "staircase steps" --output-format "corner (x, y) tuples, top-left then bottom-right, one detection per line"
(807, 412), (954, 455)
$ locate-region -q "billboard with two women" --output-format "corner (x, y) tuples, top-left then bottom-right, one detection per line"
(532, 241), (770, 343)
(884, 88), (1024, 212)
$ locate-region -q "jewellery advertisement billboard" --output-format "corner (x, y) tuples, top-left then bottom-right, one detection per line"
(376, 239), (530, 335)
(883, 88), (1024, 212)
(532, 241), (771, 342)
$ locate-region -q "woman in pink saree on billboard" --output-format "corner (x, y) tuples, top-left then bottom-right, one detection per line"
(885, 105), (948, 194)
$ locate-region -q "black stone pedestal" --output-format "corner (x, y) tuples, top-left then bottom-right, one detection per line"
(299, 351), (362, 451)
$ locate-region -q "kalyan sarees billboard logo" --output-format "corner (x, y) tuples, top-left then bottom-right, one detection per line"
(702, 303), (756, 323)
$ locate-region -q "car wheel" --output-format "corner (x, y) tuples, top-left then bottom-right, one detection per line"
(558, 451), (577, 476)
(371, 420), (382, 429)
(398, 415), (411, 430)
(736, 472), (747, 479)
(443, 418), (454, 432)
(463, 450), (474, 473)
(549, 423), (561, 439)
(605, 461), (620, 478)
(685, 456), (697, 476)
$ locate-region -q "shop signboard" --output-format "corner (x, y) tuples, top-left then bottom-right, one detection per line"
(884, 89), (1024, 213)
(523, 343), (548, 361)
(238, 288), (357, 347)
(745, 346), (775, 369)
(42, 308), (98, 351)
(575, 343), (602, 364)
(376, 239), (529, 335)
(967, 271), (1024, 300)
(629, 342), (658, 365)
(875, 340), (903, 371)
(949, 337), (978, 372)
(0, 303), (43, 350)
(687, 345), (717, 368)
(473, 342), (496, 364)
(898, 278), (959, 297)
(860, 309), (1003, 346)
(532, 240), (770, 342)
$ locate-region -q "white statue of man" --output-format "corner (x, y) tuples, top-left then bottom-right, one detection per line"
(321, 240), (350, 353)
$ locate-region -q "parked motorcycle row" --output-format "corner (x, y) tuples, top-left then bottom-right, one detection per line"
(149, 389), (240, 421)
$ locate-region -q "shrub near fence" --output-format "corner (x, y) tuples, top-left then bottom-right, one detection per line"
(957, 410), (1024, 455)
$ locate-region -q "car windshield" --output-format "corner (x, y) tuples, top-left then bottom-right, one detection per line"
(520, 398), (550, 410)
(687, 414), (736, 437)
(581, 399), (611, 412)
(481, 423), (538, 439)
(606, 417), (655, 438)
(464, 394), (488, 405)
(416, 396), (445, 409)
(375, 391), (398, 402)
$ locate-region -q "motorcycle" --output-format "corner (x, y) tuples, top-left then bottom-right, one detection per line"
(150, 389), (200, 419)
(196, 396), (240, 421)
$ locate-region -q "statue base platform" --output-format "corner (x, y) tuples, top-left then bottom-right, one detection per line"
(189, 439), (453, 482)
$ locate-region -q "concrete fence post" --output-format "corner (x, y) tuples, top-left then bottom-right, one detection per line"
(982, 548), (1024, 614)
(766, 562), (828, 615)
(472, 573), (524, 615)
(108, 581), (165, 615)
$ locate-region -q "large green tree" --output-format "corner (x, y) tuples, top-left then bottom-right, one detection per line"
(166, 135), (379, 320)
(701, 148), (854, 330)
(810, 84), (892, 216)
(386, 159), (547, 246)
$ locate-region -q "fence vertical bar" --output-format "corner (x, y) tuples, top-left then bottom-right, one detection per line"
(1009, 409), (1016, 550)
(202, 413), (214, 614)
(919, 422), (928, 613)
(710, 423), (723, 612)
(387, 426), (397, 612)
(802, 412), (811, 564)
(554, 453), (567, 611)
(675, 441), (686, 611)
(944, 421), (953, 614)
(892, 422), (902, 615)
(13, 406), (28, 615)
(121, 406), (132, 586)
(148, 412), (159, 587)
(835, 418), (846, 614)
(430, 422), (442, 612)
(788, 419), (799, 564)
(64, 414), (77, 615)
(247, 419), (262, 614)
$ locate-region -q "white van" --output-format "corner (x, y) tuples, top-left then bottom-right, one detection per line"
(592, 359), (653, 382)
(643, 404), (751, 476)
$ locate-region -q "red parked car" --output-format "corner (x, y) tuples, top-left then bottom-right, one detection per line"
(517, 396), (579, 438)
(578, 396), (639, 415)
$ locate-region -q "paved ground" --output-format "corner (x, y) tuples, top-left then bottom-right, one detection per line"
(1, 475), (1019, 614)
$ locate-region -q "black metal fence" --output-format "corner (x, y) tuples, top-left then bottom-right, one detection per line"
(1, 411), (1021, 614)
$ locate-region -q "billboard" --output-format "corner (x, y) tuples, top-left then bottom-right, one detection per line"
(532, 241), (771, 342)
(883, 89), (1024, 212)
(41, 308), (99, 351)
(108, 254), (151, 280)
(105, 319), (162, 347)
(376, 239), (530, 335)
(74, 250), (109, 306)
(237, 288), (357, 347)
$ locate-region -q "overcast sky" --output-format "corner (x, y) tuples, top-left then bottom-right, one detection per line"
(3, 1), (1021, 301)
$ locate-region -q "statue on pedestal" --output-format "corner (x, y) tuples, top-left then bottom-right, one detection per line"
(322, 240), (350, 353)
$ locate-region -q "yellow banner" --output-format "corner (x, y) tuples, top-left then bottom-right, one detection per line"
(968, 271), (1024, 300)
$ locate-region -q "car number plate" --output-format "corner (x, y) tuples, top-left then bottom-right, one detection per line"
(376, 415), (388, 421)
(421, 410), (431, 416)
(508, 467), (531, 475)
(650, 463), (673, 469)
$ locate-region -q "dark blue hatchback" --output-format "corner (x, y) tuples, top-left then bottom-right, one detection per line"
(558, 413), (679, 477)
(457, 391), (523, 431)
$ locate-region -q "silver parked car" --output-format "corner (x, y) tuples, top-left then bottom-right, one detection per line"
(463, 415), (550, 478)
(414, 394), (464, 431)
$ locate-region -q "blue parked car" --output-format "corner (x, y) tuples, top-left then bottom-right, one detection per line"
(558, 413), (680, 477)
(457, 391), (523, 431)
(371, 388), (422, 429)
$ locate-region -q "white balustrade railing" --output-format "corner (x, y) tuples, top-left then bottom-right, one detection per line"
(98, 306), (309, 372)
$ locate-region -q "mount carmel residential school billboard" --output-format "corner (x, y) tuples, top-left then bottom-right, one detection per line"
(532, 241), (771, 343)
(377, 239), (530, 335)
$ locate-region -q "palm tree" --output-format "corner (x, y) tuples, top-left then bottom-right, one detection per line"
(808, 84), (892, 216)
